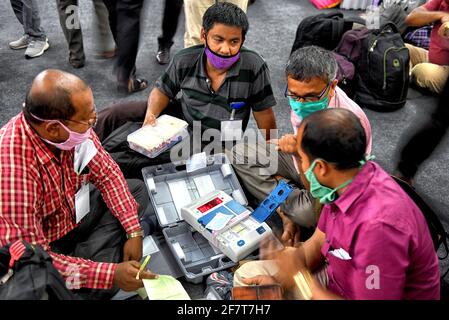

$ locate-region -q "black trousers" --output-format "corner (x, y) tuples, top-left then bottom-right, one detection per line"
(50, 179), (149, 300)
(95, 100), (182, 142)
(158, 0), (183, 48)
(397, 79), (449, 179)
(115, 0), (144, 85)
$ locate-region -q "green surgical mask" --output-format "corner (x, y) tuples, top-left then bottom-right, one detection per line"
(304, 159), (353, 205)
(304, 156), (375, 204)
(288, 92), (330, 120)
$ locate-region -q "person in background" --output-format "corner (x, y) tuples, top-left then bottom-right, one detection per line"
(395, 78), (449, 185)
(183, 0), (248, 48)
(9, 0), (49, 59)
(404, 0), (449, 93)
(156, 0), (184, 65)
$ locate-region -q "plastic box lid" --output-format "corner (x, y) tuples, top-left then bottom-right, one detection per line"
(127, 115), (188, 158)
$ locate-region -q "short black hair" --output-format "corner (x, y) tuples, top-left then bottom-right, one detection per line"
(300, 108), (367, 170)
(23, 84), (83, 125)
(202, 2), (249, 39)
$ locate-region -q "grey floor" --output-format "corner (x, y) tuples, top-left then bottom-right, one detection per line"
(1, 0), (448, 299)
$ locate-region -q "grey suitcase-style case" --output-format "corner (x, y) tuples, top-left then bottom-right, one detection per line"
(142, 153), (249, 284)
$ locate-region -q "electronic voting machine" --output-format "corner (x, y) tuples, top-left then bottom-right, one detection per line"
(181, 180), (293, 262)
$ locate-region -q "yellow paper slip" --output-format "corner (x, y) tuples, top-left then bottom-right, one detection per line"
(143, 275), (191, 300)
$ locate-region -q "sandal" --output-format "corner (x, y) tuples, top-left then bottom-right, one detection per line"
(117, 76), (148, 94)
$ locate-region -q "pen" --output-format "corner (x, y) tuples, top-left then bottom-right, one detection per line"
(136, 255), (151, 280)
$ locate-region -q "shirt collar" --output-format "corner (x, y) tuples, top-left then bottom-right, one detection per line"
(332, 161), (377, 215)
(20, 112), (58, 165)
(198, 46), (242, 79)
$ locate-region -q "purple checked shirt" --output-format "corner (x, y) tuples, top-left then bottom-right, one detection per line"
(317, 162), (440, 300)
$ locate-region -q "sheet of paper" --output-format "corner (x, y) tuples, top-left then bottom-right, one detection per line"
(193, 175), (215, 197)
(143, 275), (190, 300)
(186, 152), (207, 173)
(75, 184), (90, 223)
(205, 212), (233, 231)
(142, 236), (159, 257)
(330, 248), (351, 260)
(168, 180), (192, 215)
(221, 120), (243, 141)
(74, 139), (98, 175)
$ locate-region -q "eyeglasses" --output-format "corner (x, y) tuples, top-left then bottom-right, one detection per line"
(28, 105), (97, 128)
(284, 83), (331, 103)
(62, 105), (97, 128)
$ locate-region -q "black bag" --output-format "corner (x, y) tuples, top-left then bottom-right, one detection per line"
(102, 122), (173, 180)
(290, 11), (365, 54)
(379, 0), (427, 35)
(354, 23), (410, 112)
(392, 176), (449, 260)
(332, 28), (371, 98)
(0, 240), (79, 300)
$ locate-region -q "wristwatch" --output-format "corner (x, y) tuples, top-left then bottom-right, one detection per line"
(293, 270), (314, 300)
(127, 229), (144, 239)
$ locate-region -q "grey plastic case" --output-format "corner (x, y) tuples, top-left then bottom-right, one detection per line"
(142, 153), (248, 284)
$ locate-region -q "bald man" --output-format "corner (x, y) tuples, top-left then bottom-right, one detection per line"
(0, 70), (157, 300)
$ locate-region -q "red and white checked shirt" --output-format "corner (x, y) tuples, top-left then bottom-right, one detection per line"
(0, 113), (141, 289)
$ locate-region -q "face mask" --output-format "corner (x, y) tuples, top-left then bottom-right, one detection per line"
(29, 112), (92, 151)
(289, 92), (330, 120)
(204, 44), (240, 70)
(304, 159), (353, 204)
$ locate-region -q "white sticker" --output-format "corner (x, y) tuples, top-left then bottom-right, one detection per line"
(193, 175), (215, 197)
(167, 180), (192, 215)
(142, 236), (159, 256)
(186, 152), (207, 173)
(221, 120), (243, 141)
(205, 212), (233, 231)
(75, 184), (90, 223)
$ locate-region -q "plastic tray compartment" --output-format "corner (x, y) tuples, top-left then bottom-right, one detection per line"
(143, 153), (248, 228)
(162, 222), (235, 284)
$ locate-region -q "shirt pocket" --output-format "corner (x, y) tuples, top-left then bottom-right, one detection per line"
(326, 249), (355, 298)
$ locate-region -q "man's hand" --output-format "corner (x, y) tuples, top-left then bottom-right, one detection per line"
(260, 239), (307, 290)
(123, 236), (143, 262)
(113, 261), (158, 292)
(438, 20), (449, 38)
(143, 110), (157, 127)
(241, 275), (278, 286)
(276, 134), (297, 154)
(279, 211), (301, 247)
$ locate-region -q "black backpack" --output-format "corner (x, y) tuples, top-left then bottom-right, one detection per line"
(354, 23), (410, 112)
(0, 240), (79, 300)
(392, 176), (449, 262)
(290, 11), (365, 54)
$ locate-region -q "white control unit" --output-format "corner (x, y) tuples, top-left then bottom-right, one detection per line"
(181, 190), (272, 262)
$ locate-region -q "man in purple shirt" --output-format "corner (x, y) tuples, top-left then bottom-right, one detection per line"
(234, 108), (440, 300)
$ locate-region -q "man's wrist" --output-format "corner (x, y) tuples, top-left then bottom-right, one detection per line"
(127, 229), (144, 239)
(293, 269), (314, 300)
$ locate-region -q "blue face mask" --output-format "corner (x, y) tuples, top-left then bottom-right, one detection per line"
(289, 92), (330, 120)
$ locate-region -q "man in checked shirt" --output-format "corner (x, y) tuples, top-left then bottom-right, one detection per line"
(0, 69), (157, 299)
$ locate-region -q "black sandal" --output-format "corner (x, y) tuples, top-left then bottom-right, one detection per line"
(117, 76), (148, 94)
